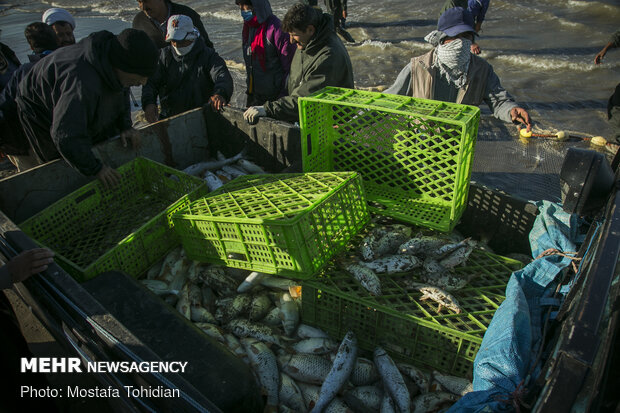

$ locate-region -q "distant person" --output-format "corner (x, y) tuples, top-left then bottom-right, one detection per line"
(42, 7), (76, 46)
(0, 34), (20, 92)
(16, 29), (158, 187)
(594, 30), (620, 143)
(324, 0), (354, 42)
(439, 0), (489, 54)
(0, 22), (59, 171)
(235, 0), (296, 106)
(133, 0), (213, 49)
(243, 3), (353, 124)
(385, 7), (531, 131)
(142, 15), (233, 122)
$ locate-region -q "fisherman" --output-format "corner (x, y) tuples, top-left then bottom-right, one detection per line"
(235, 0), (296, 106)
(594, 30), (620, 143)
(142, 15), (233, 122)
(323, 0), (354, 43)
(133, 0), (213, 49)
(439, 0), (489, 54)
(0, 35), (20, 92)
(16, 28), (158, 187)
(385, 7), (531, 131)
(243, 3), (353, 124)
(42, 7), (76, 46)
(0, 22), (59, 171)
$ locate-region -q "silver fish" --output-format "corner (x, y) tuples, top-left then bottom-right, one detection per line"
(237, 159), (267, 174)
(146, 259), (163, 279)
(411, 392), (459, 412)
(397, 363), (430, 393)
(224, 333), (248, 363)
(380, 393), (397, 413)
(141, 279), (179, 296)
(359, 227), (387, 261)
(297, 324), (330, 339)
(439, 242), (474, 269)
(175, 286), (191, 320)
(242, 338), (280, 407)
(350, 357), (380, 386)
(431, 238), (471, 259)
(343, 385), (384, 413)
(260, 276), (300, 291)
(398, 235), (449, 257)
(216, 151), (227, 161)
(360, 255), (421, 274)
(413, 283), (463, 314)
(279, 373), (307, 412)
(249, 293), (272, 321)
(237, 271), (268, 293)
(203, 170), (224, 191)
(183, 149), (247, 176)
(187, 283), (202, 306)
(156, 247), (182, 282)
(431, 371), (473, 396)
(311, 331), (358, 413)
(228, 319), (281, 346)
(201, 285), (217, 310)
(278, 354), (332, 385)
(344, 262), (382, 296)
(298, 383), (351, 413)
(372, 226), (413, 259)
(262, 306), (282, 327)
(194, 322), (226, 344)
(279, 293), (300, 337)
(221, 164), (248, 178)
(292, 337), (338, 355)
(190, 305), (216, 323)
(373, 347), (411, 413)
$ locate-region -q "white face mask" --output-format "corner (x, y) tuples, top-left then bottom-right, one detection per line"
(435, 38), (472, 88)
(172, 41), (195, 57)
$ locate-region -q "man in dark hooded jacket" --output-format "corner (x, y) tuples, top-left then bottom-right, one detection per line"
(0, 22), (59, 169)
(16, 28), (159, 187)
(243, 3), (353, 124)
(141, 14), (233, 122)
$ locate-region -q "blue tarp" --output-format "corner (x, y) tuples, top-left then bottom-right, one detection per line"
(447, 200), (586, 412)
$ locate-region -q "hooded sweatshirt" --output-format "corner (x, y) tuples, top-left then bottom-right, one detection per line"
(16, 31), (131, 176)
(241, 0), (296, 105)
(263, 12), (353, 122)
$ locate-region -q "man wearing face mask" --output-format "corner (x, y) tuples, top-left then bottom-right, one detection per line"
(142, 14), (233, 123)
(385, 7), (531, 131)
(16, 29), (158, 188)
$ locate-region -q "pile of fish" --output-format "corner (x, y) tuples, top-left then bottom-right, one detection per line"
(141, 247), (472, 412)
(182, 149), (267, 191)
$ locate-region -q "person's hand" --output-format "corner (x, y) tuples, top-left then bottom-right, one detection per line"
(511, 107), (532, 132)
(7, 248), (54, 283)
(120, 128), (141, 150)
(209, 94), (226, 112)
(144, 104), (159, 123)
(594, 48), (607, 64)
(342, 10), (347, 19)
(470, 43), (481, 55)
(97, 164), (121, 189)
(243, 106), (267, 124)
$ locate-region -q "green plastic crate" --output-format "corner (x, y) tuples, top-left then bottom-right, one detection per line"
(299, 87), (480, 232)
(172, 172), (370, 279)
(19, 157), (207, 282)
(301, 249), (522, 376)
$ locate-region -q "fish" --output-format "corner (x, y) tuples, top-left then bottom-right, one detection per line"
(249, 293), (273, 321)
(360, 255), (421, 274)
(417, 271), (471, 291)
(298, 383), (351, 413)
(227, 319), (281, 346)
(203, 170), (224, 191)
(182, 149), (247, 176)
(221, 164), (248, 178)
(261, 306), (282, 327)
(279, 373), (307, 412)
(224, 333), (248, 363)
(237, 159), (267, 174)
(292, 337), (338, 355)
(279, 293), (300, 337)
(398, 235), (449, 257)
(297, 324), (330, 340)
(431, 371), (473, 396)
(141, 279), (179, 296)
(216, 151), (227, 161)
(194, 322), (226, 344)
(423, 258), (446, 275)
(311, 331), (358, 413)
(175, 287), (191, 320)
(201, 285), (217, 310)
(411, 392), (459, 412)
(215, 294), (252, 323)
(396, 363), (430, 393)
(237, 271), (268, 293)
(359, 227), (387, 261)
(430, 238), (471, 259)
(412, 283), (463, 314)
(146, 259), (163, 279)
(278, 354), (332, 385)
(242, 338), (280, 408)
(380, 393), (397, 413)
(190, 305), (217, 323)
(438, 242), (474, 269)
(343, 385), (384, 413)
(371, 225), (413, 260)
(344, 262), (382, 296)
(350, 357), (381, 386)
(187, 283), (202, 306)
(260, 276), (300, 291)
(373, 347), (411, 413)
(197, 265), (237, 295)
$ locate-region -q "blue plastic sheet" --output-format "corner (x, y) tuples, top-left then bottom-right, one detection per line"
(447, 200), (584, 412)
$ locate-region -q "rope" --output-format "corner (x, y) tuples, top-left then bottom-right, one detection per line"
(535, 248), (582, 274)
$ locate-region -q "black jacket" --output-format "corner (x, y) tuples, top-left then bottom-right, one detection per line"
(16, 31), (131, 176)
(132, 2), (213, 49)
(141, 37), (233, 119)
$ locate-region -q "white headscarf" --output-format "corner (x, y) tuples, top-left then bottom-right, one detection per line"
(425, 30), (472, 88)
